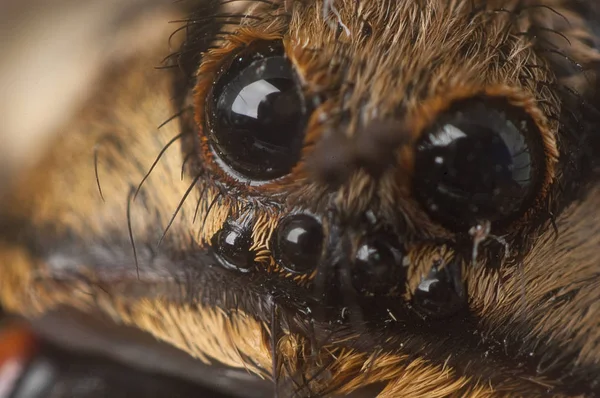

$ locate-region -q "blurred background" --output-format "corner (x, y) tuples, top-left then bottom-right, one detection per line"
(0, 0), (176, 200)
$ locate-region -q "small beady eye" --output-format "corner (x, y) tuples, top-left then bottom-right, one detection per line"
(272, 214), (324, 274)
(207, 41), (309, 181)
(413, 98), (545, 229)
(352, 233), (407, 296)
(411, 260), (466, 319)
(211, 220), (255, 272)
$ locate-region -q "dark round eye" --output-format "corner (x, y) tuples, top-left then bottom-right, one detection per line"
(272, 214), (324, 274)
(412, 260), (465, 319)
(207, 41), (309, 181)
(413, 98), (544, 229)
(352, 234), (407, 295)
(212, 222), (254, 272)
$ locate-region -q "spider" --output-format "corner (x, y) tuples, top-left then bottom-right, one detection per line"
(0, 1), (599, 396)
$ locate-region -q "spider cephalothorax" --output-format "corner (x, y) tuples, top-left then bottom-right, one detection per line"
(1, 0), (600, 397)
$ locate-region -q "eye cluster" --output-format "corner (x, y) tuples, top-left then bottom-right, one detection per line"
(211, 213), (466, 319)
(198, 39), (550, 321)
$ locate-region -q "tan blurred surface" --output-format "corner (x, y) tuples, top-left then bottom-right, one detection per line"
(0, 0), (176, 199)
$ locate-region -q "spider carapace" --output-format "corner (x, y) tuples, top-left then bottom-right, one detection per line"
(1, 0), (600, 397)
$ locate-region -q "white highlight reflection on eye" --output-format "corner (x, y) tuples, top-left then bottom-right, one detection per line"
(232, 80), (280, 119)
(418, 279), (437, 292)
(429, 124), (466, 147)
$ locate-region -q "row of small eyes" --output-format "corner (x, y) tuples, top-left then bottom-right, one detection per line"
(211, 213), (466, 319)
(202, 40), (546, 231)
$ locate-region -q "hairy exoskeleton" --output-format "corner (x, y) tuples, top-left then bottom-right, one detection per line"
(1, 0), (600, 397)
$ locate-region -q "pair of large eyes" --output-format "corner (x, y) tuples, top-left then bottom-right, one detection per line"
(205, 41), (545, 229)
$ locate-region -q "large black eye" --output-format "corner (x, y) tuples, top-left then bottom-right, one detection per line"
(414, 98), (545, 229)
(207, 41), (308, 181)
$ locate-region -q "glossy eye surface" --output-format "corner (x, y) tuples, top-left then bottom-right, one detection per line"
(272, 214), (324, 274)
(352, 234), (407, 295)
(412, 260), (465, 319)
(212, 222), (254, 272)
(207, 41), (308, 181)
(414, 98), (544, 229)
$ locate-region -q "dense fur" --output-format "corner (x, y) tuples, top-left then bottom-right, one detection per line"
(1, 0), (600, 397)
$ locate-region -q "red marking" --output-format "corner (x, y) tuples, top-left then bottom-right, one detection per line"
(0, 322), (38, 397)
